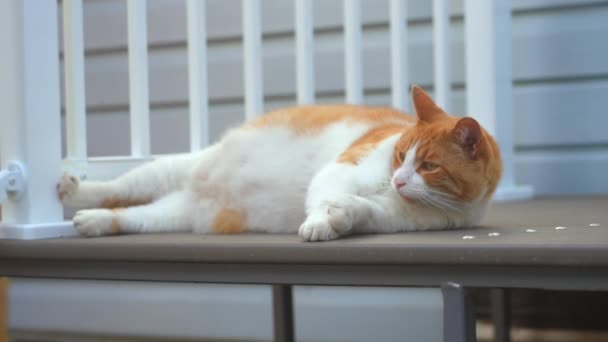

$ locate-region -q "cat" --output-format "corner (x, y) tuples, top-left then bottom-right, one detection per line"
(57, 86), (502, 242)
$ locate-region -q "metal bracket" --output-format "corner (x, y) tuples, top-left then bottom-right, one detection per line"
(0, 160), (27, 203)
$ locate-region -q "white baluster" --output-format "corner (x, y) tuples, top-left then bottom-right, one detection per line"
(127, 0), (151, 157)
(390, 0), (408, 111)
(465, 0), (533, 201)
(243, 0), (263, 118)
(295, 0), (315, 104)
(187, 0), (210, 150)
(63, 0), (88, 164)
(343, 0), (363, 104)
(433, 0), (450, 111)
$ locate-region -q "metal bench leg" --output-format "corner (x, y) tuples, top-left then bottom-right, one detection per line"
(272, 284), (295, 342)
(442, 282), (476, 342)
(491, 288), (511, 342)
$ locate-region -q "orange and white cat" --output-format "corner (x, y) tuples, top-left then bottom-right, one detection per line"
(58, 86), (501, 242)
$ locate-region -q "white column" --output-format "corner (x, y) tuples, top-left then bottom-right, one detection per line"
(295, 0), (315, 104)
(465, 0), (533, 201)
(433, 0), (451, 111)
(127, 0), (151, 157)
(0, 0), (75, 238)
(187, 0), (210, 150)
(343, 0), (363, 104)
(389, 0), (408, 111)
(243, 0), (263, 118)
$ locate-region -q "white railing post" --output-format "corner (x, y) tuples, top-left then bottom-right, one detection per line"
(127, 0), (151, 157)
(389, 0), (408, 111)
(187, 0), (210, 150)
(295, 0), (315, 104)
(0, 0), (75, 238)
(343, 0), (363, 104)
(433, 0), (451, 111)
(465, 0), (533, 201)
(243, 0), (264, 118)
(63, 0), (89, 178)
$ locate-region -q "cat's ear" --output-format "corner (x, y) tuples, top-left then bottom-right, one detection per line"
(411, 85), (447, 123)
(452, 117), (483, 159)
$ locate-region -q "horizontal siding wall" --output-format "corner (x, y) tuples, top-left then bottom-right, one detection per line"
(58, 0), (608, 195)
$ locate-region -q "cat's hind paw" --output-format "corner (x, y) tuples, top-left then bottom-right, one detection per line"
(73, 209), (116, 237)
(57, 173), (80, 204)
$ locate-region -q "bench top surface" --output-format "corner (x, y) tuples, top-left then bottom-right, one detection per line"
(0, 196), (607, 267)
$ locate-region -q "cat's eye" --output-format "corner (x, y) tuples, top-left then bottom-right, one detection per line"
(420, 161), (439, 171)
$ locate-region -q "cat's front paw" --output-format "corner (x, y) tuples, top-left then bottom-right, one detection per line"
(299, 199), (354, 242)
(298, 215), (340, 242)
(325, 199), (355, 234)
(73, 209), (117, 237)
(57, 173), (80, 206)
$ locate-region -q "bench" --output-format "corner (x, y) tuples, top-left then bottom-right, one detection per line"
(1, 196), (606, 341)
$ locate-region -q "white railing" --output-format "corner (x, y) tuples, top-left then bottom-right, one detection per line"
(0, 0), (532, 239)
(127, 0), (151, 158)
(187, 0), (210, 150)
(389, 0), (408, 111)
(243, 0), (264, 119)
(432, 0), (451, 111)
(295, 0), (315, 105)
(63, 0), (88, 164)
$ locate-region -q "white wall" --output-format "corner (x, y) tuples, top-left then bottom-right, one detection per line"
(58, 0), (608, 195)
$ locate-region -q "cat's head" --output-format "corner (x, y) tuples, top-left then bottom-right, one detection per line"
(391, 85), (502, 212)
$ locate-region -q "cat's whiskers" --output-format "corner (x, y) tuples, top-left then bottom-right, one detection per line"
(428, 192), (466, 212)
(426, 195), (463, 213)
(401, 186), (465, 213)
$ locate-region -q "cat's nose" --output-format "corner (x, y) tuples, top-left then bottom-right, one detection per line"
(394, 179), (407, 189)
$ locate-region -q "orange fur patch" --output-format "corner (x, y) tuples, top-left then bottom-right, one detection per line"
(212, 208), (247, 234)
(249, 105), (415, 135)
(110, 209), (122, 234)
(338, 124), (408, 165)
(100, 198), (151, 209)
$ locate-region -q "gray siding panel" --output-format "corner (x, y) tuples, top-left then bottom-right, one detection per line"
(517, 149), (608, 195)
(514, 81), (608, 146)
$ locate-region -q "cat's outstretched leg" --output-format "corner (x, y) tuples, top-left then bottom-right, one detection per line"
(300, 163), (356, 241)
(72, 190), (202, 236)
(58, 146), (219, 209)
(299, 163), (391, 242)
